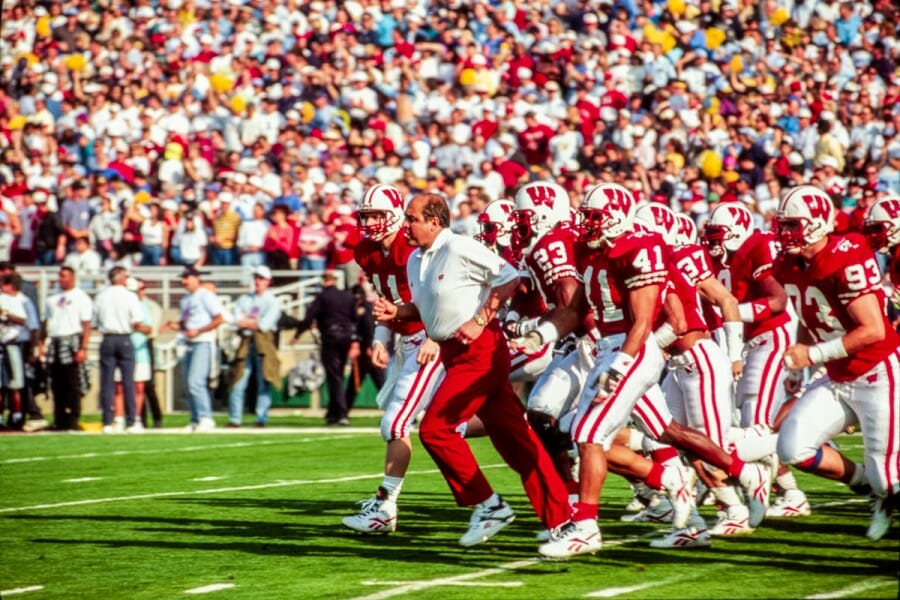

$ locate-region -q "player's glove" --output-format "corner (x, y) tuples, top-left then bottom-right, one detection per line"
(784, 368), (804, 397)
(515, 330), (545, 354)
(504, 316), (540, 338)
(593, 352), (633, 402)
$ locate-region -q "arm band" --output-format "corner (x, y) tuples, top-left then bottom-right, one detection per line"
(653, 322), (678, 349)
(738, 300), (772, 323)
(807, 337), (848, 365)
(534, 320), (560, 346)
(723, 321), (744, 362)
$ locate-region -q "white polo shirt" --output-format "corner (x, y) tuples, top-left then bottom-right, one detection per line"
(92, 284), (144, 334)
(44, 287), (94, 337)
(407, 228), (518, 342)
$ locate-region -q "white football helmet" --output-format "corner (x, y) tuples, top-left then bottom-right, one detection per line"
(675, 214), (698, 246)
(862, 195), (900, 254)
(357, 184), (406, 241)
(511, 181), (571, 251)
(476, 198), (515, 249)
(579, 183), (638, 248)
(774, 185), (835, 254)
(702, 202), (755, 258)
(634, 202), (678, 246)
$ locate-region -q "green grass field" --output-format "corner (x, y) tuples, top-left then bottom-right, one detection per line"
(1, 425), (897, 599)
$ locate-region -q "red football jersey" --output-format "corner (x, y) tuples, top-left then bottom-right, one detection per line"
(890, 246), (900, 288)
(578, 231), (668, 336)
(775, 234), (900, 382)
(354, 228), (424, 336)
(712, 231), (791, 339)
(523, 225), (580, 309)
(673, 243), (723, 332)
(669, 245), (709, 335)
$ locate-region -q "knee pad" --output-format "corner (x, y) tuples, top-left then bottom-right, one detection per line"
(527, 409), (571, 455)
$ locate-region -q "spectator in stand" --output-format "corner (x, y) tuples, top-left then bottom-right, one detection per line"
(298, 209), (330, 272)
(211, 192), (240, 266)
(237, 202), (270, 269)
(172, 211), (208, 268)
(89, 195), (122, 262)
(59, 181), (92, 252)
(263, 204), (295, 277)
(139, 202), (169, 266)
(63, 236), (102, 290)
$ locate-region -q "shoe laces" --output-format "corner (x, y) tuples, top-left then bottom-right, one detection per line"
(357, 496), (383, 516)
(549, 520), (576, 540)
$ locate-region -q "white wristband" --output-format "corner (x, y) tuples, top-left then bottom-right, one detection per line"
(513, 316), (541, 337)
(610, 351), (634, 374)
(534, 320), (560, 346)
(807, 337), (848, 365)
(737, 302), (755, 323)
(653, 322), (678, 349)
(723, 321), (744, 362)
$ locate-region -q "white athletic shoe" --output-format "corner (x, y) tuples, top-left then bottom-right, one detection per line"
(620, 495), (674, 523)
(101, 424), (117, 434)
(866, 495), (893, 541)
(661, 464), (697, 529)
(538, 519), (602, 559)
(709, 505), (755, 536)
(459, 496), (515, 547)
(766, 489), (811, 518)
(23, 418), (49, 433)
(194, 417), (216, 432)
(649, 526), (712, 549)
(738, 462), (770, 528)
(342, 497), (397, 534)
(125, 422), (145, 434)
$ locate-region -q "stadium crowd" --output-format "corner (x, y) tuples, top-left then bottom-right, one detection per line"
(0, 0), (898, 276)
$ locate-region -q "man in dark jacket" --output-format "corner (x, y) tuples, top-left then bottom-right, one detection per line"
(292, 271), (359, 425)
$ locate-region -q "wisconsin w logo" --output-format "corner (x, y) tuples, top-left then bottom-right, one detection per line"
(525, 185), (557, 208)
(728, 206), (751, 229)
(880, 199), (900, 219)
(382, 187), (405, 209)
(802, 194), (831, 221)
(651, 205), (675, 232)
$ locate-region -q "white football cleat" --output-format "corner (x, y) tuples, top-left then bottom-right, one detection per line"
(738, 462), (770, 528)
(649, 526), (711, 549)
(709, 505), (755, 536)
(342, 497), (397, 534)
(620, 495), (674, 523)
(194, 417), (216, 432)
(459, 496), (515, 547)
(866, 495), (893, 541)
(538, 519), (602, 559)
(766, 489), (811, 518)
(125, 422), (145, 434)
(661, 464), (697, 529)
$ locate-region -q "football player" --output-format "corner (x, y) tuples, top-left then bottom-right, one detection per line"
(476, 198), (554, 382)
(862, 194), (900, 307)
(702, 202), (811, 519)
(636, 203), (760, 536)
(341, 184), (445, 534)
(776, 185), (900, 541)
(525, 184), (769, 558)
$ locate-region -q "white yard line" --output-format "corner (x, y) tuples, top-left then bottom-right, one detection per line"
(0, 585), (44, 596)
(62, 477), (103, 483)
(1, 435), (360, 465)
(184, 583), (236, 594)
(805, 578), (898, 599)
(193, 476), (225, 482)
(586, 580), (675, 598)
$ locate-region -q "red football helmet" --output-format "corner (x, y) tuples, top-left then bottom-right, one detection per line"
(774, 185), (835, 254)
(634, 202), (678, 246)
(511, 181), (571, 252)
(357, 184), (406, 241)
(476, 199), (515, 249)
(862, 195), (900, 254)
(702, 202), (755, 258)
(579, 183), (637, 248)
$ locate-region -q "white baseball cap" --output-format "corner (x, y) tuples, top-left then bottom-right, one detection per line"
(253, 265), (272, 280)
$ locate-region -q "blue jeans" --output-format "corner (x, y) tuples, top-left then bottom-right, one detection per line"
(141, 245), (163, 265)
(300, 257), (326, 272)
(36, 250), (57, 265)
(183, 341), (213, 423)
(240, 252), (265, 269)
(227, 342), (271, 425)
(212, 247), (237, 266)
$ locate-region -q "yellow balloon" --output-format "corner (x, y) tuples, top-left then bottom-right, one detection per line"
(64, 54), (87, 71)
(36, 15), (51, 37)
(770, 7), (789, 27)
(459, 68), (476, 86)
(17, 52), (39, 66)
(705, 27), (725, 50)
(661, 32), (677, 53)
(668, 0), (686, 16)
(134, 190), (151, 204)
(729, 54), (743, 74)
(230, 95), (247, 113)
(209, 73), (233, 94)
(706, 96), (720, 115)
(7, 116), (26, 130)
(723, 169), (739, 183)
(300, 101), (314, 124)
(698, 150), (723, 178)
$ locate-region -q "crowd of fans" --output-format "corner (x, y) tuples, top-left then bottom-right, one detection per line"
(1, 0), (899, 278)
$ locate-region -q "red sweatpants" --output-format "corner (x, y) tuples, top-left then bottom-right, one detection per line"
(419, 321), (571, 529)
